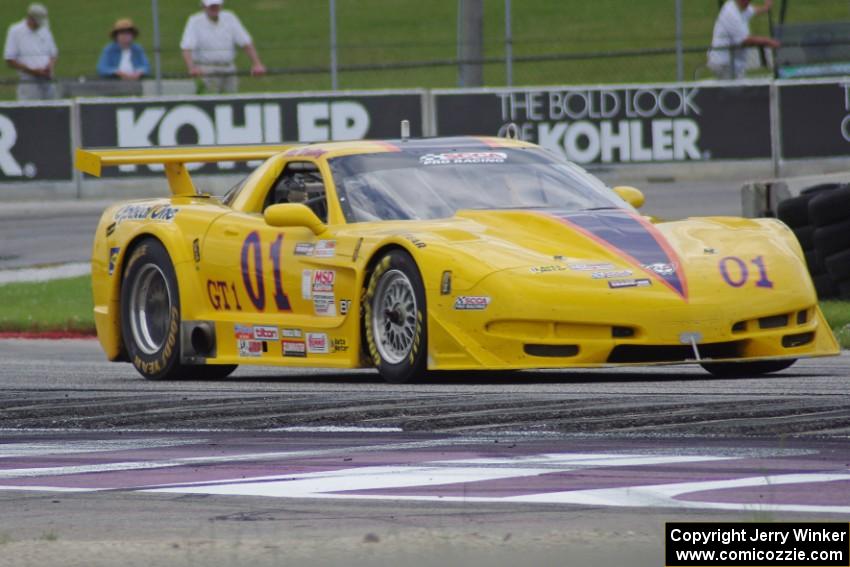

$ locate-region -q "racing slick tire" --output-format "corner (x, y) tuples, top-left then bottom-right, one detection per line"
(792, 225), (814, 251)
(363, 250), (428, 384)
(812, 273), (838, 300)
(121, 238), (237, 380)
(809, 185), (850, 227)
(776, 196), (811, 229)
(824, 249), (850, 283)
(813, 219), (850, 258)
(700, 359), (796, 378)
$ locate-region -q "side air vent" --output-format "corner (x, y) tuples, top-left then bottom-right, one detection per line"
(524, 344), (579, 358)
(782, 332), (815, 348)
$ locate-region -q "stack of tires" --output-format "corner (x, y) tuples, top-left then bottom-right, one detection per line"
(777, 183), (850, 300)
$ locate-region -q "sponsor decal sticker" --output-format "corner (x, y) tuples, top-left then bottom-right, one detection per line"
(108, 247), (120, 276)
(454, 296), (491, 310)
(530, 265), (567, 274)
(234, 324), (253, 340)
(237, 339), (263, 357)
(253, 326), (279, 341)
(311, 269), (335, 293)
(314, 240), (336, 258)
(591, 269), (634, 280)
(568, 262), (615, 271)
(608, 278), (652, 289)
(420, 152), (508, 165)
(281, 328), (302, 338)
(113, 204), (179, 224)
(313, 292), (337, 316)
(332, 338), (349, 353)
(294, 242), (315, 256)
(306, 332), (329, 354)
(339, 299), (351, 315)
(643, 262), (676, 277)
(281, 340), (307, 358)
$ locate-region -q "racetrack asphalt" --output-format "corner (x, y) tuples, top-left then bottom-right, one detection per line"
(0, 339), (848, 566)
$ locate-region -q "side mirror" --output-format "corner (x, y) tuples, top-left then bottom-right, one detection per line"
(264, 203), (325, 234)
(613, 186), (645, 209)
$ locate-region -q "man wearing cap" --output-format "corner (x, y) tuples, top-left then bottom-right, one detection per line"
(708, 0), (781, 79)
(180, 0), (266, 94)
(3, 3), (58, 100)
(97, 18), (150, 80)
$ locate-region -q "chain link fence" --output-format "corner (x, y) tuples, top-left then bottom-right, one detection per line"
(0, 0), (847, 99)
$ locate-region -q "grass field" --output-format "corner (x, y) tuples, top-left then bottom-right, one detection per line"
(1, 0), (848, 99)
(0, 276), (93, 333)
(1, 276), (848, 349)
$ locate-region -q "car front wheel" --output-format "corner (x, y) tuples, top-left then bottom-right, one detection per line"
(363, 250), (428, 384)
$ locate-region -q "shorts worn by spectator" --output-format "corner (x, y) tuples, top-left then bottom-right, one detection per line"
(3, 3), (58, 100)
(180, 0), (266, 94)
(707, 0), (781, 80)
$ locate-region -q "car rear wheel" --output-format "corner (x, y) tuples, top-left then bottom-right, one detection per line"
(363, 250), (428, 384)
(121, 238), (236, 380)
(700, 359), (796, 378)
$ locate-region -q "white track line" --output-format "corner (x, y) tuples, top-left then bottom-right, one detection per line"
(0, 263), (90, 284)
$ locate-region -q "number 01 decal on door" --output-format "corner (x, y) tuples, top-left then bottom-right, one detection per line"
(240, 231), (292, 312)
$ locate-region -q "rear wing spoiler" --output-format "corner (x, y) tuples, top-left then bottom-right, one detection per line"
(75, 145), (298, 196)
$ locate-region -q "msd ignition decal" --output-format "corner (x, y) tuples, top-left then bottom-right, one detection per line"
(420, 152), (507, 165)
(454, 296), (491, 310)
(435, 85), (771, 164)
(313, 293), (337, 316)
(548, 210), (687, 300)
(253, 326), (279, 341)
(311, 270), (336, 293)
(113, 204), (178, 224)
(306, 333), (329, 354)
(78, 94), (424, 176)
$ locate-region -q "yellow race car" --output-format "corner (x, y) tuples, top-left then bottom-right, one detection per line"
(77, 136), (839, 383)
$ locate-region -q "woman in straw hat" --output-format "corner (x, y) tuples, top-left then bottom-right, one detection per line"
(96, 18), (150, 80)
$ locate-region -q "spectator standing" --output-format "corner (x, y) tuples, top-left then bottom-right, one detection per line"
(707, 0), (781, 80)
(3, 3), (58, 100)
(97, 18), (150, 80)
(180, 0), (266, 94)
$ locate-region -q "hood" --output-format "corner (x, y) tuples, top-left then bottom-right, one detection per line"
(401, 209), (809, 303)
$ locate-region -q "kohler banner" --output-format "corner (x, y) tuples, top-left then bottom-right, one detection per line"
(779, 81), (850, 159)
(0, 103), (73, 181)
(79, 91), (424, 176)
(434, 84), (772, 164)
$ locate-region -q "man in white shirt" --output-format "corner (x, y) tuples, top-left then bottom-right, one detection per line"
(3, 3), (58, 100)
(180, 0), (266, 94)
(708, 0), (780, 80)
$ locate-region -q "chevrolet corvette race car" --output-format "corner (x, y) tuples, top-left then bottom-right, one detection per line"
(76, 136), (839, 383)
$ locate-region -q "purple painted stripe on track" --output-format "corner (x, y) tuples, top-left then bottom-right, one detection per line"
(679, 479), (850, 507)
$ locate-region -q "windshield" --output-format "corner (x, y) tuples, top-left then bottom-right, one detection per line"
(329, 148), (625, 222)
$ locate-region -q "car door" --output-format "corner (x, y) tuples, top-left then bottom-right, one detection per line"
(199, 159), (346, 360)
